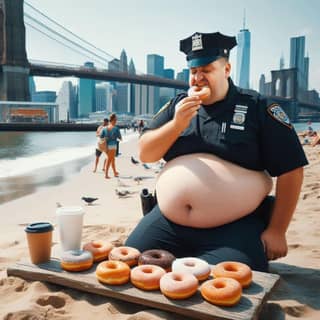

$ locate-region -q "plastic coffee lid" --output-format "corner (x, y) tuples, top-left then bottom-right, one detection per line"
(56, 206), (84, 216)
(25, 222), (54, 233)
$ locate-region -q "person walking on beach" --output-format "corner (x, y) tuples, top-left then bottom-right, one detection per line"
(101, 113), (122, 178)
(93, 118), (109, 173)
(125, 31), (308, 272)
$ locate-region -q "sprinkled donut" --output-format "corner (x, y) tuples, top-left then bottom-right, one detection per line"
(108, 246), (140, 267)
(83, 240), (113, 262)
(187, 86), (211, 100)
(96, 260), (130, 285)
(201, 277), (242, 306)
(160, 271), (198, 300)
(138, 249), (176, 272)
(172, 257), (211, 281)
(211, 261), (252, 288)
(131, 264), (166, 290)
(60, 249), (93, 272)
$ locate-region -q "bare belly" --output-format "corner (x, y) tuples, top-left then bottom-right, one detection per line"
(156, 153), (273, 228)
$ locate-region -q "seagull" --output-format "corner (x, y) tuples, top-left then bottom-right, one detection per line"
(81, 197), (98, 205)
(131, 156), (140, 165)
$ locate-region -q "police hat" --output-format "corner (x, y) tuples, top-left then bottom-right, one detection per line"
(180, 32), (237, 68)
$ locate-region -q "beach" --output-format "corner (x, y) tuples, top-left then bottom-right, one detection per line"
(0, 137), (319, 320)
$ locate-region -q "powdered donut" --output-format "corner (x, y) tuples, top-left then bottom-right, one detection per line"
(188, 86), (211, 100)
(172, 257), (210, 281)
(60, 250), (93, 272)
(160, 271), (198, 299)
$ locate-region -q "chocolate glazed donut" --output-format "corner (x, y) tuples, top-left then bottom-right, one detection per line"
(138, 249), (176, 272)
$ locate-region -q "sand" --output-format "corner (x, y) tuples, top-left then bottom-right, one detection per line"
(0, 137), (319, 320)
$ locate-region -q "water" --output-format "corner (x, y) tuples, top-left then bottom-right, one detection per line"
(0, 129), (137, 204)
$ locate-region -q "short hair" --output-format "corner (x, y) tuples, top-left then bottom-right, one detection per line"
(103, 118), (109, 122)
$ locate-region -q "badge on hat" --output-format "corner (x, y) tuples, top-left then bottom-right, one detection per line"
(192, 33), (203, 51)
(267, 103), (292, 128)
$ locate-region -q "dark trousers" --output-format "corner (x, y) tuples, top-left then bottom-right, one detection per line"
(125, 196), (274, 272)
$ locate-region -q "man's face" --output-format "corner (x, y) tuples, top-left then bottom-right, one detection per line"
(189, 58), (231, 104)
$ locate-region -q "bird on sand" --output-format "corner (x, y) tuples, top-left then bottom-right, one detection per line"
(81, 197), (98, 205)
(117, 177), (130, 187)
(56, 202), (63, 208)
(131, 156), (140, 165)
(115, 188), (131, 198)
(142, 163), (151, 170)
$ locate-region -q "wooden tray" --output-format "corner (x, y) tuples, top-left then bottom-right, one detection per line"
(7, 259), (280, 320)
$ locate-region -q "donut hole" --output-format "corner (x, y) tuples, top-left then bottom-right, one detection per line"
(120, 248), (128, 255)
(184, 261), (195, 267)
(106, 262), (118, 269)
(92, 242), (102, 249)
(142, 267), (153, 274)
(151, 253), (162, 259)
(214, 281), (226, 289)
(172, 274), (183, 282)
(224, 264), (238, 272)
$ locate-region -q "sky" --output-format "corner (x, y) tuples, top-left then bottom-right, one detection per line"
(24, 0), (320, 94)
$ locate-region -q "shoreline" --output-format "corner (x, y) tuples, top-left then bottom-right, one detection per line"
(0, 143), (319, 319)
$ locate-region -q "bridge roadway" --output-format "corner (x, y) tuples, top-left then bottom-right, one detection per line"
(29, 63), (189, 90)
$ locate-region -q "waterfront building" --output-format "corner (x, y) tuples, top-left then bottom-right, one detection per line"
(56, 81), (76, 121)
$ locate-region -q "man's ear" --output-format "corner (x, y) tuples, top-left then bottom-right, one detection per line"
(225, 62), (231, 78)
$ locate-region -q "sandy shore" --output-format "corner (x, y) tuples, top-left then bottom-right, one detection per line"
(0, 137), (319, 320)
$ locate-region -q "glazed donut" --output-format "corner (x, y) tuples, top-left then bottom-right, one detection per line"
(211, 261), (252, 288)
(138, 249), (176, 272)
(96, 260), (130, 285)
(131, 264), (166, 291)
(60, 250), (93, 272)
(172, 257), (210, 281)
(108, 246), (140, 267)
(201, 277), (242, 307)
(83, 240), (113, 262)
(187, 86), (210, 100)
(160, 271), (198, 300)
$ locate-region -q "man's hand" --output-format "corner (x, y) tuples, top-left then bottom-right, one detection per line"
(173, 96), (201, 133)
(261, 228), (288, 260)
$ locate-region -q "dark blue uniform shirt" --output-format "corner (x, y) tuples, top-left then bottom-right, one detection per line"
(144, 79), (308, 177)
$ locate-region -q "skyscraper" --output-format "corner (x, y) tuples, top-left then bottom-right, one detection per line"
(236, 12), (251, 89)
(290, 36), (308, 91)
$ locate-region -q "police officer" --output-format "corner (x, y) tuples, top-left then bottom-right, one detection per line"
(125, 32), (308, 271)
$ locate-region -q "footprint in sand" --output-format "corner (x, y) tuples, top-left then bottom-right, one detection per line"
(36, 294), (66, 309)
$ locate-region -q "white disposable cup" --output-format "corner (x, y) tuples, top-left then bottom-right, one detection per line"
(56, 206), (84, 251)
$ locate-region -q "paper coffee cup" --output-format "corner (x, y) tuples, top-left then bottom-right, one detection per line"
(56, 206), (84, 251)
(25, 222), (53, 264)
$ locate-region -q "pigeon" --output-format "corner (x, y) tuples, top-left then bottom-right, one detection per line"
(115, 188), (131, 198)
(117, 177), (130, 187)
(56, 202), (63, 208)
(131, 156), (140, 165)
(81, 197), (98, 205)
(142, 163), (151, 170)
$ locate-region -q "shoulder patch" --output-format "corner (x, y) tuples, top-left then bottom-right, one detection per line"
(153, 101), (171, 119)
(267, 103), (292, 129)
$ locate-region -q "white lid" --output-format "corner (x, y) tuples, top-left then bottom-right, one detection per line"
(56, 206), (85, 216)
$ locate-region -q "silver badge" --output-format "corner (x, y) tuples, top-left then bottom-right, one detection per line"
(192, 33), (203, 51)
(233, 112), (246, 125)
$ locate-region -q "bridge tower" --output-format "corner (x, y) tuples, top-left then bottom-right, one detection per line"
(0, 0), (30, 101)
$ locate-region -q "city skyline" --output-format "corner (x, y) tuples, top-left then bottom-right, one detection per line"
(25, 0), (320, 94)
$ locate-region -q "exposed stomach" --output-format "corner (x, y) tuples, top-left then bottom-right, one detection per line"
(156, 153), (273, 228)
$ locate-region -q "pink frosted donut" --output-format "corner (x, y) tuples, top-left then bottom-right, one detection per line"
(172, 257), (210, 281)
(108, 246), (140, 267)
(160, 271), (198, 299)
(131, 264), (166, 291)
(83, 240), (113, 262)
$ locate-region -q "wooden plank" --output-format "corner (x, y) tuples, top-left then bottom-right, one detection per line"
(7, 259), (280, 320)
